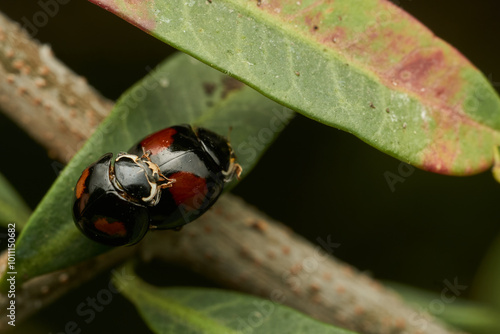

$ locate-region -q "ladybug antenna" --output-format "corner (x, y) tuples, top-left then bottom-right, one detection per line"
(227, 126), (233, 141)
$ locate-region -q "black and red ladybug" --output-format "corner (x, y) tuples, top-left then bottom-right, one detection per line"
(73, 124), (242, 246)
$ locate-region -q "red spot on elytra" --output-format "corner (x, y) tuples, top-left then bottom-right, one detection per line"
(168, 172), (208, 211)
(76, 168), (91, 215)
(76, 168), (90, 200)
(140, 127), (177, 155)
(94, 218), (127, 237)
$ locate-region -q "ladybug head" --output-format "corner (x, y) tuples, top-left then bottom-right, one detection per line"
(196, 127), (242, 182)
(113, 153), (173, 206)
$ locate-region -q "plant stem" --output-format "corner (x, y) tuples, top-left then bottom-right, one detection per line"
(0, 11), (112, 162)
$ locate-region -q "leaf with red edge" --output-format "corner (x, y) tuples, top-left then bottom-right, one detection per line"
(89, 0), (500, 175)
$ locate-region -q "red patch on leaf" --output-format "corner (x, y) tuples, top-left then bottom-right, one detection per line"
(88, 0), (156, 32)
(421, 146), (453, 175)
(304, 11), (323, 33)
(323, 26), (346, 45)
(418, 106), (493, 175)
(395, 50), (443, 86)
(257, 0), (282, 14)
(387, 49), (463, 106)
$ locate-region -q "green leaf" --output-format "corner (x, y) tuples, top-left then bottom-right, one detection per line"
(0, 173), (30, 230)
(115, 263), (357, 334)
(387, 281), (500, 334)
(89, 0), (500, 175)
(472, 233), (500, 312)
(6, 53), (292, 285)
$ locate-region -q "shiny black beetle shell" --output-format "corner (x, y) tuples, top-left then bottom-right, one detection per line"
(73, 125), (240, 246)
(73, 154), (150, 246)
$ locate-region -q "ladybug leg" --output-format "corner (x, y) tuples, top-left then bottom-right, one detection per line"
(145, 173), (174, 206)
(149, 224), (158, 230)
(141, 149), (153, 159)
(222, 159), (243, 182)
(233, 163), (243, 180)
(139, 154), (175, 189)
(158, 173), (175, 189)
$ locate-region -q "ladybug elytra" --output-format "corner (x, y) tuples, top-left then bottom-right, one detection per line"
(73, 125), (242, 246)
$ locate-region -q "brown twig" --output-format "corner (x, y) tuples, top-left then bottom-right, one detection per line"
(0, 10), (464, 334)
(0, 246), (134, 330)
(0, 11), (112, 162)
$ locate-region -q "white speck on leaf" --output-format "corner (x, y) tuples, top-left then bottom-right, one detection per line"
(420, 107), (430, 122)
(160, 78), (170, 87)
(389, 113), (398, 123)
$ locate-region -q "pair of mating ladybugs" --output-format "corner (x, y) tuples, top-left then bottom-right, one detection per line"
(73, 125), (241, 246)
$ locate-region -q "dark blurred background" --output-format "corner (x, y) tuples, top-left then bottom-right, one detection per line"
(1, 1), (499, 333)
